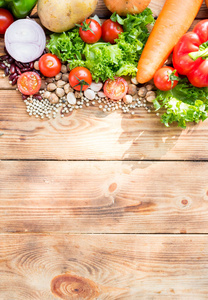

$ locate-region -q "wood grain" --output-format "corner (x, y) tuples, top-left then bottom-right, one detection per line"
(1, 90), (208, 160)
(0, 234), (208, 299)
(1, 160), (208, 234)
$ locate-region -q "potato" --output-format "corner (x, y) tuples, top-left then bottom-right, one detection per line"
(37, 0), (98, 33)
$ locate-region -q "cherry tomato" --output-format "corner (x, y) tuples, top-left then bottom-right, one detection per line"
(39, 53), (62, 77)
(0, 8), (14, 34)
(103, 77), (128, 100)
(17, 72), (41, 95)
(154, 67), (179, 91)
(101, 19), (123, 44)
(68, 67), (92, 92)
(79, 19), (102, 44)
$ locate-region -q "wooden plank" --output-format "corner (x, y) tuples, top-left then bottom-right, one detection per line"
(1, 90), (208, 160)
(1, 160), (208, 233)
(0, 234), (208, 299)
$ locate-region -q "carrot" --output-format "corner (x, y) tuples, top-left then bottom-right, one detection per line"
(136, 0), (203, 84)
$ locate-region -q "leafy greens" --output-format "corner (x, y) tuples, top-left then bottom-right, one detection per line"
(153, 79), (208, 128)
(46, 8), (154, 82)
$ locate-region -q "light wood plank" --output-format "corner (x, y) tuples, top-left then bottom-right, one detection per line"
(0, 234), (208, 299)
(1, 160), (208, 233)
(1, 90), (208, 160)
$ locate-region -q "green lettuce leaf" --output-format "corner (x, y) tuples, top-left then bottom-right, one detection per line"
(153, 79), (208, 128)
(46, 8), (154, 81)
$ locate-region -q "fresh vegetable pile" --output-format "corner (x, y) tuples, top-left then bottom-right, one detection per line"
(47, 9), (155, 82)
(1, 0), (208, 129)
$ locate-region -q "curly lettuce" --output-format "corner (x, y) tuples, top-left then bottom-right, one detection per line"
(153, 80), (208, 128)
(46, 8), (154, 82)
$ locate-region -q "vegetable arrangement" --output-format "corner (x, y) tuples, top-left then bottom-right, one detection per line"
(136, 0), (203, 83)
(47, 9), (155, 82)
(0, 0), (208, 129)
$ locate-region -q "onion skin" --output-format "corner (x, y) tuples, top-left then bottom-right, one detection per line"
(37, 0), (98, 33)
(5, 19), (46, 63)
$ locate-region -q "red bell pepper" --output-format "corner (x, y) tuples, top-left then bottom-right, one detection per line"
(173, 20), (208, 88)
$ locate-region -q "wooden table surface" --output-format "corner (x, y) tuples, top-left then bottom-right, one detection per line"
(1, 0), (208, 299)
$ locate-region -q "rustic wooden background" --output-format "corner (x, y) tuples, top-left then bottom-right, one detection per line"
(1, 0), (208, 299)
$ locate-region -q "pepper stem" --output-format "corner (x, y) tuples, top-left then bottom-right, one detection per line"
(189, 42), (208, 61)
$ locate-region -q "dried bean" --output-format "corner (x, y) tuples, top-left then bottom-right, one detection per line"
(0, 62), (6, 70)
(22, 63), (30, 68)
(9, 73), (17, 81)
(30, 62), (34, 69)
(10, 64), (16, 74)
(34, 61), (39, 70)
(0, 54), (9, 61)
(15, 61), (23, 69)
(4, 67), (9, 76)
(21, 68), (31, 72)
(16, 66), (21, 75)
(7, 57), (14, 64)
(12, 77), (18, 85)
(33, 70), (41, 76)
(22, 94), (28, 100)
(33, 94), (42, 100)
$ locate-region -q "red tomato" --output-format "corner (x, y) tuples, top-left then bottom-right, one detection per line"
(103, 77), (128, 100)
(154, 67), (179, 91)
(79, 19), (102, 44)
(17, 72), (41, 95)
(69, 67), (92, 92)
(39, 53), (62, 77)
(101, 19), (123, 44)
(0, 8), (14, 34)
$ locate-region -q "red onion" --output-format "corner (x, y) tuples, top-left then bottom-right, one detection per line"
(5, 19), (46, 63)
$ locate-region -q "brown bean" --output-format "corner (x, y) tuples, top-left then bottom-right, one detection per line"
(22, 63), (30, 68)
(10, 64), (16, 74)
(30, 62), (34, 69)
(12, 77), (18, 85)
(33, 70), (41, 76)
(33, 94), (42, 100)
(0, 54), (9, 61)
(9, 73), (17, 81)
(22, 94), (28, 100)
(15, 61), (23, 69)
(7, 57), (14, 64)
(21, 68), (32, 72)
(16, 66), (21, 75)
(0, 63), (6, 70)
(4, 67), (9, 76)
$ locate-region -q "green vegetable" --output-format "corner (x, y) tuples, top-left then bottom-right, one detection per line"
(46, 8), (154, 82)
(0, 0), (37, 18)
(47, 29), (85, 63)
(153, 79), (208, 128)
(70, 42), (138, 82)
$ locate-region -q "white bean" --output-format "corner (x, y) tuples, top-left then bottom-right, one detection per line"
(97, 91), (106, 98)
(84, 89), (95, 100)
(67, 92), (77, 105)
(90, 82), (103, 92)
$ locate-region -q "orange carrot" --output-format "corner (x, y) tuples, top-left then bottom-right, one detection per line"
(136, 0), (203, 84)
